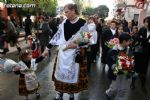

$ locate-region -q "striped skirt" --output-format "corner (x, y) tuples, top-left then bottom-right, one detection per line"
(52, 49), (88, 94)
(18, 75), (40, 96)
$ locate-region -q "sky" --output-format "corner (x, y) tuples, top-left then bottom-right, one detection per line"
(58, 0), (115, 18)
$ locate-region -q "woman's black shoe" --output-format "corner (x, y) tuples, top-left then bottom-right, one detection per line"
(130, 83), (135, 90)
(36, 93), (40, 99)
(69, 97), (74, 100)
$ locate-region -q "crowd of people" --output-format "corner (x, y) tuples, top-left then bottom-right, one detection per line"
(0, 11), (63, 55)
(0, 3), (150, 100)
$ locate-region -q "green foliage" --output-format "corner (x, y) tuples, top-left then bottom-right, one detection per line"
(94, 5), (109, 18)
(38, 0), (57, 16)
(3, 0), (57, 16)
(73, 0), (84, 15)
(82, 7), (94, 16)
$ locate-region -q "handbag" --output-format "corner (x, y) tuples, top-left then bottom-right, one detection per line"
(134, 43), (143, 53)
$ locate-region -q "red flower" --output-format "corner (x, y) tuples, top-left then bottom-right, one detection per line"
(120, 59), (126, 63)
(120, 51), (126, 56)
(122, 62), (127, 68)
(118, 51), (134, 71)
(87, 32), (92, 39)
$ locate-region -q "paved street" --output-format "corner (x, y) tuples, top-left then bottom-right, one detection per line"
(0, 41), (150, 100)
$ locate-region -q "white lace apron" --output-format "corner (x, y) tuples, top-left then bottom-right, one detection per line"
(18, 59), (38, 91)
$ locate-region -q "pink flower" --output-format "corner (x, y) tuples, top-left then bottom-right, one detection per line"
(106, 38), (119, 48)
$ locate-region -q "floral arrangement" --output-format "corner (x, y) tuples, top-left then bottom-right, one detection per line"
(73, 31), (92, 45)
(106, 38), (119, 48)
(114, 51), (134, 75)
(63, 31), (92, 51)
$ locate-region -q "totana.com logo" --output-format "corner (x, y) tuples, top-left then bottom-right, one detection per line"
(5, 3), (36, 8)
(9, 0), (50, 3)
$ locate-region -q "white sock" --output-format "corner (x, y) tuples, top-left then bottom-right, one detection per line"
(24, 95), (29, 100)
(69, 94), (74, 98)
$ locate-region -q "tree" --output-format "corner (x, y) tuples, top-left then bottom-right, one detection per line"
(94, 5), (109, 18)
(82, 7), (94, 16)
(4, 0), (57, 16)
(73, 0), (84, 15)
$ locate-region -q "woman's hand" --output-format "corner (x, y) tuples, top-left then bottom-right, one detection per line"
(42, 48), (49, 57)
(67, 42), (78, 49)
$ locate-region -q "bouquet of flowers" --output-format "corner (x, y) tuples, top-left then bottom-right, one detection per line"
(105, 38), (119, 48)
(114, 51), (134, 75)
(63, 31), (92, 51)
(73, 31), (92, 45)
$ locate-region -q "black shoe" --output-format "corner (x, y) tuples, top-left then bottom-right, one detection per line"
(130, 83), (135, 90)
(69, 97), (74, 100)
(101, 63), (106, 71)
(142, 86), (148, 94)
(105, 93), (110, 100)
(36, 93), (40, 99)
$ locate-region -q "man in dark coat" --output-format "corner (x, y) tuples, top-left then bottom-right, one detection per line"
(101, 20), (117, 70)
(131, 16), (150, 93)
(25, 14), (32, 43)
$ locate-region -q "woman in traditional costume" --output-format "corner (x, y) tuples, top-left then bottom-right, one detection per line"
(43, 3), (96, 100)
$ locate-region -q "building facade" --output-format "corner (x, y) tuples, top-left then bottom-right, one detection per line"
(114, 0), (150, 27)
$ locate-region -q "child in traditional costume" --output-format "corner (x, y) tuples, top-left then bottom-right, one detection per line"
(28, 33), (41, 58)
(14, 50), (45, 100)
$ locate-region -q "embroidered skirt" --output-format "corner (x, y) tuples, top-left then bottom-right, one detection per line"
(52, 49), (88, 94)
(18, 75), (40, 96)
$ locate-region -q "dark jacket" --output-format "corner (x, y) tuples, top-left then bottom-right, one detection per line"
(101, 28), (116, 64)
(106, 49), (118, 80)
(38, 22), (52, 46)
(124, 27), (132, 34)
(136, 27), (150, 58)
